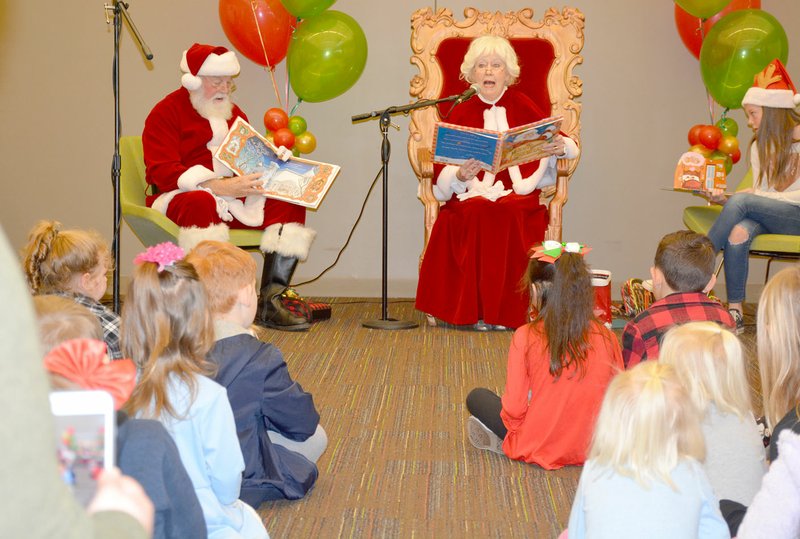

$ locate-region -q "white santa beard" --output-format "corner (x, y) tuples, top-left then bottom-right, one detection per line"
(189, 90), (234, 121)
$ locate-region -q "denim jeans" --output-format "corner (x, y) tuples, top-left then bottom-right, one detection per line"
(707, 193), (800, 303)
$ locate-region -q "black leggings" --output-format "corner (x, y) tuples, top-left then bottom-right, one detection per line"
(466, 387), (508, 439)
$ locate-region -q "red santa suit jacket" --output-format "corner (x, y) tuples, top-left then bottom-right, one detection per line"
(142, 87), (267, 227)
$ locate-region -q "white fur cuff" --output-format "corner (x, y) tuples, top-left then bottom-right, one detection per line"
(433, 166), (468, 202)
(178, 164), (217, 191)
(259, 222), (316, 261)
(178, 223), (230, 251)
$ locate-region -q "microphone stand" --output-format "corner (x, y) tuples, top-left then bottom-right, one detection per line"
(104, 1), (153, 314)
(352, 90), (474, 330)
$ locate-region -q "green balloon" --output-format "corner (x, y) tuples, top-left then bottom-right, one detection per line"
(716, 117), (738, 137)
(287, 11), (368, 103)
(675, 0), (732, 19)
(288, 115), (308, 136)
(280, 0), (335, 19)
(700, 9), (788, 110)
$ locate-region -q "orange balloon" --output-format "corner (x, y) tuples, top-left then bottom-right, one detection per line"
(717, 134), (739, 155)
(219, 0), (295, 67)
(294, 131), (317, 154)
(264, 108), (289, 132)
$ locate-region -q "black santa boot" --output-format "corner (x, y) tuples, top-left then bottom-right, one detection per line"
(255, 223), (315, 331)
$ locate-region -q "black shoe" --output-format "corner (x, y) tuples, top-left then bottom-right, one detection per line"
(255, 284), (310, 331)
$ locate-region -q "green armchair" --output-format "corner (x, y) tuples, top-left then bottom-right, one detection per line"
(683, 168), (800, 282)
(119, 136), (263, 250)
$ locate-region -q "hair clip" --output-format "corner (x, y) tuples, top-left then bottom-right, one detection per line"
(530, 240), (591, 264)
(133, 242), (185, 272)
(43, 338), (137, 410)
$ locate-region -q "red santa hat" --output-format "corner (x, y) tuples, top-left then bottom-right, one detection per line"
(180, 43), (240, 92)
(741, 59), (800, 109)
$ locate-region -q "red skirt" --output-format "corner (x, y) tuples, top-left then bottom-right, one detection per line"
(415, 192), (548, 328)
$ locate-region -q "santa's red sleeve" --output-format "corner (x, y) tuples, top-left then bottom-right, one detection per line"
(142, 90), (248, 199)
(143, 94), (193, 196)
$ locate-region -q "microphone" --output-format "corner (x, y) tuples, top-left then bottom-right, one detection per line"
(454, 85), (478, 104)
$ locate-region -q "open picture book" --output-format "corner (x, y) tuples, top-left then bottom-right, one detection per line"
(215, 118), (340, 210)
(431, 115), (563, 174)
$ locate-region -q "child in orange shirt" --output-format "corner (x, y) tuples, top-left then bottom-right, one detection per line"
(465, 242), (623, 469)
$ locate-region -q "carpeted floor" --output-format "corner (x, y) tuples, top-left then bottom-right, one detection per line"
(253, 299), (759, 538)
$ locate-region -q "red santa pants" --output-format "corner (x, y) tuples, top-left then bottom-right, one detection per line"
(165, 190), (306, 229)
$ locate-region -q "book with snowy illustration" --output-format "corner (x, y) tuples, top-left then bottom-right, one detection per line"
(215, 118), (340, 210)
(432, 115), (563, 174)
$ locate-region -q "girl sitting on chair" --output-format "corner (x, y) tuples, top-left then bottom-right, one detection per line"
(704, 59), (800, 333)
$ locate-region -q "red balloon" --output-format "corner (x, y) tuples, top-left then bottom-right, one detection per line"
(674, 0), (761, 60)
(699, 125), (722, 150)
(273, 127), (295, 148)
(263, 107), (288, 132)
(688, 124), (704, 146)
(730, 147), (742, 164)
(219, 0), (296, 67)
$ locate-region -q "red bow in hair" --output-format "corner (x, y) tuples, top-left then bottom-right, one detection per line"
(43, 339), (137, 410)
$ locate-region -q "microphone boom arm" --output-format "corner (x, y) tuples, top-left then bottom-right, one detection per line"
(351, 88), (474, 123)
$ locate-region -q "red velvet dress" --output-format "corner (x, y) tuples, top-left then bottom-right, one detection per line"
(415, 89), (550, 328)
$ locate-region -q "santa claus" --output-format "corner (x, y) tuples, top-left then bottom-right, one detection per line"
(143, 43), (313, 331)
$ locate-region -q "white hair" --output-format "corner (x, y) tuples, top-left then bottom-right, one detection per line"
(460, 35), (520, 86)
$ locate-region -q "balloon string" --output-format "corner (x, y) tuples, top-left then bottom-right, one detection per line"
(289, 98), (302, 117)
(250, 0), (283, 108)
(697, 17), (716, 124)
(707, 90), (716, 125)
(284, 51), (291, 115)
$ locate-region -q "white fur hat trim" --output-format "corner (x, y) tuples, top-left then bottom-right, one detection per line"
(180, 45), (240, 92)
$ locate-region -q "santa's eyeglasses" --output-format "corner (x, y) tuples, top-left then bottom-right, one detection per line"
(204, 76), (236, 91)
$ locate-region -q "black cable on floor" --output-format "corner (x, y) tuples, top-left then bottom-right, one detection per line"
(292, 166), (382, 287)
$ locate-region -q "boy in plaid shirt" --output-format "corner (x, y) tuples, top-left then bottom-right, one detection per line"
(622, 231), (735, 368)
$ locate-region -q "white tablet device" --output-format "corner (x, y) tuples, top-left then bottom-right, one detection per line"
(49, 390), (116, 506)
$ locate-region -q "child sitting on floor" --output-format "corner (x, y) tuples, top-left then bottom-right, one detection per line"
(465, 242), (623, 469)
(622, 230), (735, 368)
(21, 220), (122, 359)
(660, 322), (766, 507)
(33, 294), (208, 539)
(567, 361), (730, 538)
(122, 243), (269, 538)
(186, 240), (326, 505)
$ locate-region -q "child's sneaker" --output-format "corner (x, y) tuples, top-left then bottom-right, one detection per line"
(467, 416), (505, 455)
(728, 308), (745, 335)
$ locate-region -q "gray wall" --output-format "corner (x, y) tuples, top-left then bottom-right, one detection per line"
(2, 1), (799, 298)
